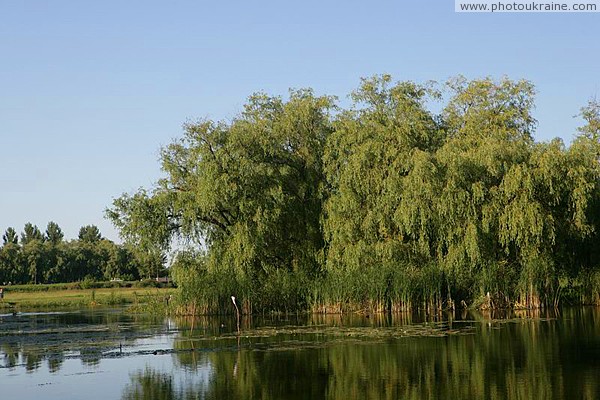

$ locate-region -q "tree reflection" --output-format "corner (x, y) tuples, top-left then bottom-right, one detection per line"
(121, 368), (175, 400)
(80, 348), (102, 367)
(4, 308), (600, 400)
(0, 342), (19, 369)
(47, 354), (63, 373)
(0, 309), (168, 373)
(164, 308), (600, 400)
(24, 350), (41, 372)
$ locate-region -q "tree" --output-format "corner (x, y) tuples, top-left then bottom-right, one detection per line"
(22, 239), (45, 284)
(106, 76), (600, 312)
(78, 225), (102, 243)
(323, 75), (443, 308)
(45, 221), (64, 245)
(108, 89), (335, 305)
(101, 241), (139, 281)
(578, 98), (600, 141)
(427, 78), (538, 301)
(134, 249), (167, 280)
(2, 227), (18, 245)
(0, 230), (22, 284)
(21, 223), (44, 245)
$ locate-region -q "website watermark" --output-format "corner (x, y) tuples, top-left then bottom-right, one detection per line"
(455, 0), (599, 12)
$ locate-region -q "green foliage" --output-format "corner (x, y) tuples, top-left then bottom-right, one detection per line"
(0, 223), (149, 285)
(107, 75), (600, 313)
(133, 249), (167, 279)
(78, 225), (102, 242)
(108, 89), (334, 311)
(133, 279), (162, 288)
(45, 221), (64, 245)
(322, 76), (443, 310)
(21, 223), (44, 245)
(2, 227), (18, 245)
(105, 190), (173, 253)
(577, 98), (600, 141)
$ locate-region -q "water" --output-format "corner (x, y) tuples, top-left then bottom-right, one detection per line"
(2, 307), (600, 399)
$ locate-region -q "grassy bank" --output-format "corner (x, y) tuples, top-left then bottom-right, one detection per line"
(0, 285), (176, 309)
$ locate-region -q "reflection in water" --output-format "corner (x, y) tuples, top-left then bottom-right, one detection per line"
(124, 308), (600, 400)
(122, 368), (175, 400)
(3, 308), (600, 399)
(47, 354), (63, 373)
(0, 309), (170, 373)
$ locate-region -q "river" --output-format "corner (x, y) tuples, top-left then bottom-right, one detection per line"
(1, 307), (600, 399)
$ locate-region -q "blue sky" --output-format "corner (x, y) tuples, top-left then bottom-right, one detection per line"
(1, 1), (599, 241)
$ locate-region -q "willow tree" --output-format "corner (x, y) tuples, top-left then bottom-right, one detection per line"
(578, 99), (600, 141)
(419, 77), (538, 306)
(322, 76), (597, 309)
(107, 77), (600, 313)
(428, 80), (600, 307)
(492, 107), (600, 307)
(322, 75), (443, 310)
(108, 89), (335, 312)
(561, 99), (600, 303)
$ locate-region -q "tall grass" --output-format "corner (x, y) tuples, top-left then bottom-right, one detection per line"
(171, 261), (449, 316)
(169, 259), (600, 316)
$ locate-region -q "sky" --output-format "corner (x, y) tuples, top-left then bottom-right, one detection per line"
(1, 0), (599, 242)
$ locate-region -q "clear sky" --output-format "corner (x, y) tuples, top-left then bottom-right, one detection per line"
(1, 0), (599, 242)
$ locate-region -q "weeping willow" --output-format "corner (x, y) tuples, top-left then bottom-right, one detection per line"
(107, 76), (600, 314)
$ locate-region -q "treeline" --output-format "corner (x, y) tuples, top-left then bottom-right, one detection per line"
(107, 76), (600, 313)
(0, 222), (165, 285)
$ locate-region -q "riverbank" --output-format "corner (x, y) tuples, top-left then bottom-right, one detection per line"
(0, 285), (176, 309)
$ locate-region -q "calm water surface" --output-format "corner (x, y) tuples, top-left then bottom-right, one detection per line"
(1, 307), (600, 399)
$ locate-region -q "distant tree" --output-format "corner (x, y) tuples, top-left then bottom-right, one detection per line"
(78, 225), (102, 243)
(2, 227), (18, 245)
(0, 228), (26, 283)
(21, 223), (44, 245)
(43, 241), (68, 284)
(100, 241), (139, 281)
(1, 227), (22, 283)
(134, 249), (167, 279)
(22, 239), (45, 284)
(0, 244), (19, 284)
(2, 221), (147, 284)
(45, 221), (64, 245)
(42, 222), (66, 283)
(578, 98), (600, 141)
